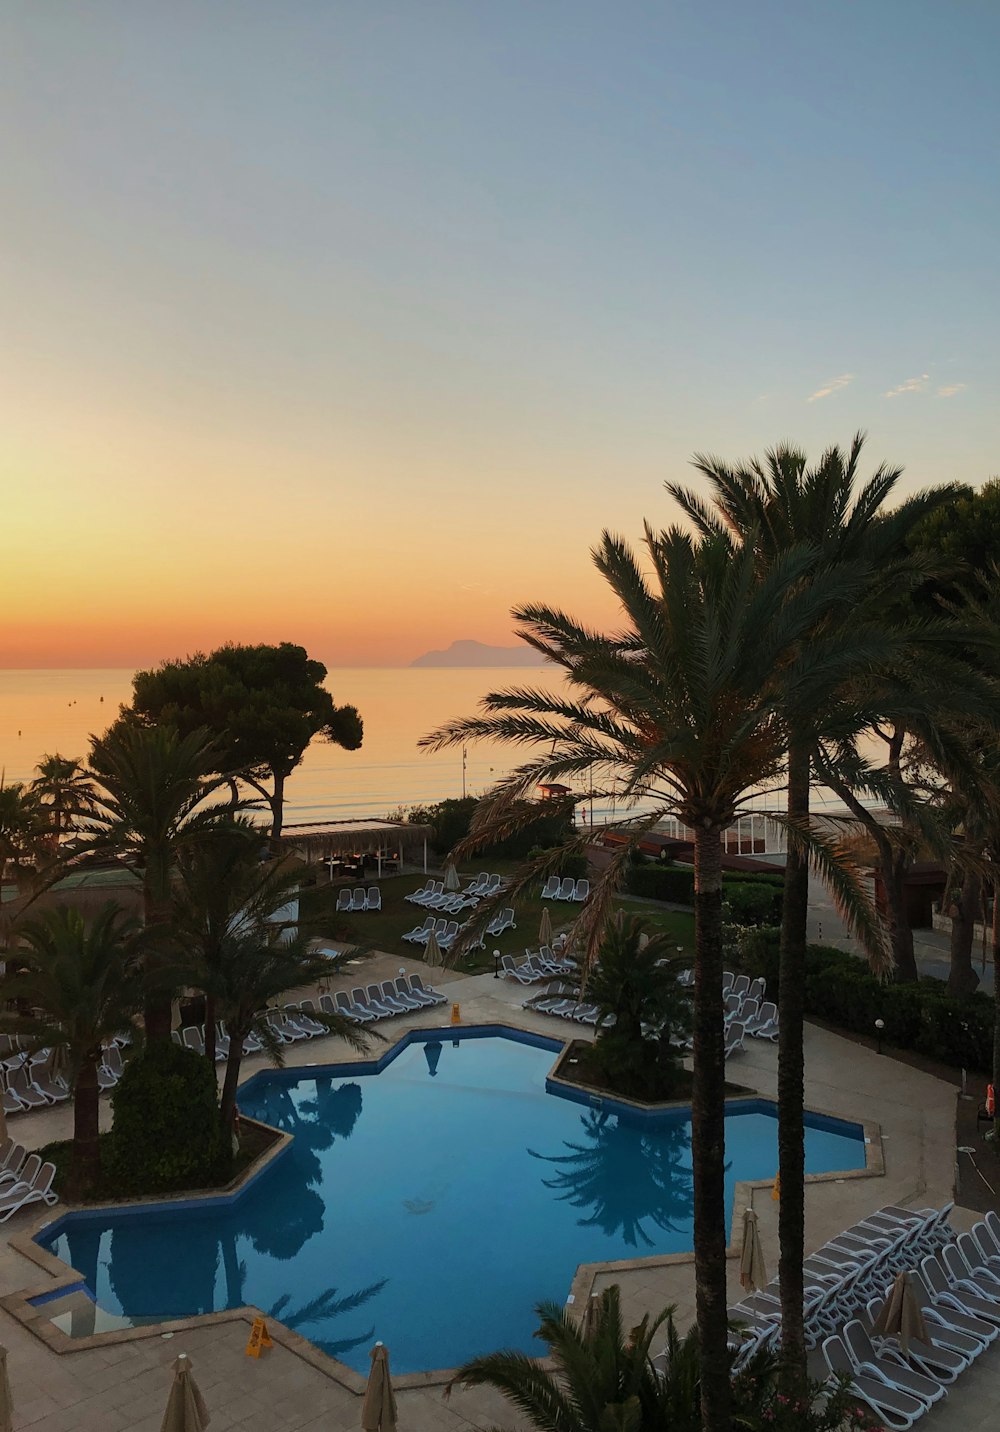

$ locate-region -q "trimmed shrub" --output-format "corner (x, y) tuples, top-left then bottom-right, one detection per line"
(724, 882), (783, 927)
(106, 1042), (230, 1195)
(625, 863), (784, 907)
(736, 928), (993, 1072)
(626, 863), (696, 903)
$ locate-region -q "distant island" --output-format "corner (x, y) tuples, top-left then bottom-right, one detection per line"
(410, 639), (547, 668)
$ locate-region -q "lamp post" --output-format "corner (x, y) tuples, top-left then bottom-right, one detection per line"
(875, 1018), (885, 1056)
(493, 948), (501, 979)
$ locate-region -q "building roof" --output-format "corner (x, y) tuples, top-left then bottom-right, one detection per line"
(275, 818), (433, 855)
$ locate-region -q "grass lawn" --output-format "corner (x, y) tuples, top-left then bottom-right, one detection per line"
(334, 863), (695, 974)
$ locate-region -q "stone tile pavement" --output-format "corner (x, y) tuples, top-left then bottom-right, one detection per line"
(1, 949), (995, 1430)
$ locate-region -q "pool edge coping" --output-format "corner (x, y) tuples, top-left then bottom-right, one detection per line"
(2, 1019), (883, 1391)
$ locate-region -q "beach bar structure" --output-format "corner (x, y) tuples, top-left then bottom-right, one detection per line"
(275, 818), (435, 876)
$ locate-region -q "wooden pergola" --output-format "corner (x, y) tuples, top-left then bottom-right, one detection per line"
(274, 818), (434, 876)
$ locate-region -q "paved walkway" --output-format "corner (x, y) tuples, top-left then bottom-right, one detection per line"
(0, 950), (992, 1431)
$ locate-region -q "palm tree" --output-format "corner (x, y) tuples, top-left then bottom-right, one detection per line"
(448, 1283), (771, 1432)
(201, 924), (370, 1131)
(0, 778), (49, 907)
(82, 721), (232, 1041)
(31, 753), (95, 847)
(666, 436), (973, 1384)
(421, 525), (879, 1432)
(0, 903), (145, 1197)
(169, 819), (267, 1064)
(570, 914), (691, 1099)
(166, 810), (377, 1132)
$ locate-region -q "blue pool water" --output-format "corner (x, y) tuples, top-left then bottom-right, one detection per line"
(38, 1030), (865, 1373)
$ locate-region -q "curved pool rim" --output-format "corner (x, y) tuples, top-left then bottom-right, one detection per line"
(5, 1021), (884, 1391)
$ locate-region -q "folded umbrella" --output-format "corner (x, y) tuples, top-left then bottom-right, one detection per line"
(361, 1341), (397, 1432)
(160, 1353), (210, 1432)
(872, 1271), (929, 1355)
(739, 1207), (767, 1293)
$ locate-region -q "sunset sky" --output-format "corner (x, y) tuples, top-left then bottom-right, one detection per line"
(2, 1), (998, 669)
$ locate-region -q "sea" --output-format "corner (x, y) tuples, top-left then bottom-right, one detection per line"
(0, 667), (576, 825)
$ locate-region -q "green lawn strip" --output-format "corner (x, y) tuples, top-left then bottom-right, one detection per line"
(335, 870), (695, 975)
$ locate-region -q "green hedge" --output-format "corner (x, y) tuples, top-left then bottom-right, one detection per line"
(725, 882), (783, 926)
(106, 1042), (230, 1195)
(737, 928), (994, 1073)
(625, 862), (784, 910)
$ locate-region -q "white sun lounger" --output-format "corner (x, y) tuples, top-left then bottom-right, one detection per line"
(724, 1021), (746, 1057)
(8, 1066), (49, 1109)
(540, 875), (560, 900)
(396, 976), (436, 1008)
(182, 1027), (206, 1056)
(402, 915), (436, 944)
(842, 1320), (946, 1405)
(287, 1004), (326, 1037)
(865, 1295), (973, 1381)
(366, 886), (381, 911)
(362, 985), (395, 1018)
(0, 1146), (28, 1188)
(920, 1253), (1000, 1326)
(389, 980), (425, 1012)
(0, 1160), (57, 1222)
(572, 878), (590, 902)
(822, 1334), (928, 1430)
(379, 982), (411, 1015)
(941, 1241), (1000, 1301)
(408, 974), (446, 1006)
(336, 889), (353, 912)
(910, 1264), (998, 1345)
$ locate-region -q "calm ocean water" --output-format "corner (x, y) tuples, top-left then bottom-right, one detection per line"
(0, 667), (565, 824)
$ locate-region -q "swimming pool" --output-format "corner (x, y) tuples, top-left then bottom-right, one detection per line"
(36, 1028), (865, 1373)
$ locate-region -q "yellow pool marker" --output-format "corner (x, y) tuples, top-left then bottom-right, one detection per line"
(246, 1317), (273, 1358)
(771, 1172), (781, 1203)
(450, 1002), (461, 1024)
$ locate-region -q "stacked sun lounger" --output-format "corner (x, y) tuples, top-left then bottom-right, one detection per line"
(319, 975), (448, 1024)
(0, 1141), (58, 1222)
(1, 1035), (124, 1113)
(506, 949), (576, 984)
(728, 1202), (1000, 1429)
(522, 980), (605, 1026)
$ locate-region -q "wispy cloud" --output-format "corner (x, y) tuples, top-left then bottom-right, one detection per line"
(807, 373), (854, 403)
(884, 374), (929, 398)
(937, 383), (966, 398)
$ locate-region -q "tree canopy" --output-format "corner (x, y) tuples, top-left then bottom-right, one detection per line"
(125, 642), (363, 842)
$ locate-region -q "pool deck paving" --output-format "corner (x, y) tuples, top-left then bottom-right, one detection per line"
(0, 949), (994, 1431)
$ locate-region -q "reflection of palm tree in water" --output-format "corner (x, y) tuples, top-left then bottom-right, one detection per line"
(529, 1109), (699, 1248)
(224, 1077), (380, 1353)
(251, 1078), (363, 1185)
(269, 1278), (388, 1359)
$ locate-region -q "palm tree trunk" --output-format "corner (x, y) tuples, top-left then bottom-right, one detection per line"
(69, 1056), (101, 1199)
(992, 875), (1000, 1140)
(220, 1039), (244, 1130)
(269, 770), (286, 856)
(204, 995), (217, 1066)
(142, 885), (175, 1043)
(947, 864), (982, 996)
(883, 848), (918, 983)
(691, 822), (729, 1432)
(778, 740), (809, 1392)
